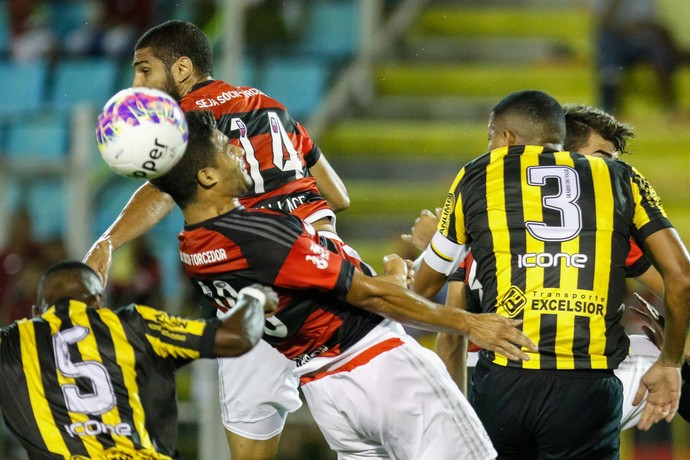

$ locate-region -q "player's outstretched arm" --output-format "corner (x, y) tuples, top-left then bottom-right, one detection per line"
(436, 280), (469, 394)
(346, 255), (537, 361)
(634, 228), (690, 430)
(83, 182), (175, 284)
(213, 285), (278, 357)
(309, 155), (350, 213)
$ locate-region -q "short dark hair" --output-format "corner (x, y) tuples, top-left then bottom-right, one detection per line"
(151, 111), (219, 208)
(493, 90), (566, 145)
(135, 20), (214, 78)
(563, 103), (635, 154)
(36, 261), (103, 311)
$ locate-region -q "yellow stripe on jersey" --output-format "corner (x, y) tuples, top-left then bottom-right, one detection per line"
(96, 308), (154, 451)
(136, 306), (205, 360)
(441, 167), (466, 243)
(520, 149), (546, 369)
(18, 319), (71, 457)
(588, 157), (615, 368)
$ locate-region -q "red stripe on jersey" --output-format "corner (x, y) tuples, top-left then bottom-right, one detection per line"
(299, 338), (404, 385)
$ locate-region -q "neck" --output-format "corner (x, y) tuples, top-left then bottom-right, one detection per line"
(543, 142), (563, 150)
(182, 197), (241, 225)
(180, 75), (213, 97)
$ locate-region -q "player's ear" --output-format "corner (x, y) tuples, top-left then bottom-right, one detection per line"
(197, 167), (219, 189)
(502, 129), (518, 146)
(172, 56), (193, 84)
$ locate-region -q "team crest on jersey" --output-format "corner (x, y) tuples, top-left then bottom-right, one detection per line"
(439, 193), (455, 236)
(497, 286), (526, 318)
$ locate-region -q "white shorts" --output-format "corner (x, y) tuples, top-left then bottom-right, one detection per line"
(300, 333), (496, 460)
(615, 335), (660, 431)
(215, 230), (367, 440)
(217, 339), (302, 439)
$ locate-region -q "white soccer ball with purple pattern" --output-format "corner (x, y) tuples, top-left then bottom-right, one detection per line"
(96, 87), (188, 179)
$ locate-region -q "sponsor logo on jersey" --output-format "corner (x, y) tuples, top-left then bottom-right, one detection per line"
(517, 251), (588, 269)
(529, 290), (606, 316)
(497, 286), (527, 318)
(180, 248), (228, 266)
(439, 193), (455, 236)
(194, 88), (264, 109)
(64, 420), (132, 438)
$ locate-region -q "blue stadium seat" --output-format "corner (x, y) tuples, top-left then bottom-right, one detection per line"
(49, 58), (119, 111)
(48, 0), (91, 40)
(4, 114), (70, 163)
(262, 57), (329, 119)
(297, 1), (359, 60)
(0, 60), (48, 118)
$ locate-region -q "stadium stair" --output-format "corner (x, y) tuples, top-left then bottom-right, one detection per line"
(319, 0), (690, 271)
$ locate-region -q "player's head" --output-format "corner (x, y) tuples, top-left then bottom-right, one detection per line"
(488, 90), (565, 151)
(563, 103), (635, 159)
(151, 110), (251, 208)
(132, 20), (213, 99)
(35, 261), (105, 314)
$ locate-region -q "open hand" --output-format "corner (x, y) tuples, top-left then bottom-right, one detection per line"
(466, 314), (538, 362)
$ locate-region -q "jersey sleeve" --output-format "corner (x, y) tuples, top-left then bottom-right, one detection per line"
(120, 305), (220, 365)
(297, 122), (322, 168)
(625, 238), (652, 278)
(628, 166), (673, 242)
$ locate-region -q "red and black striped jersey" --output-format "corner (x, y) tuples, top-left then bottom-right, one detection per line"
(0, 300), (219, 459)
(428, 145), (672, 370)
(180, 80), (333, 223)
(178, 206), (383, 366)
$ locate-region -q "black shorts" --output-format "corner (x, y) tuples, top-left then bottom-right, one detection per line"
(470, 359), (622, 460)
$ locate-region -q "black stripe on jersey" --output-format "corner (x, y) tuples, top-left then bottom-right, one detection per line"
(573, 154), (597, 291)
(35, 316), (93, 457)
(573, 315), (592, 369)
(539, 314), (557, 369)
(217, 106), (299, 140)
(213, 211), (302, 249)
(504, 150), (527, 292)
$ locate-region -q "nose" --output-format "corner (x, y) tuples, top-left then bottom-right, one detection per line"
(131, 75), (143, 87)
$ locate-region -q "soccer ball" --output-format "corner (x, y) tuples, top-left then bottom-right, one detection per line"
(96, 87), (188, 179)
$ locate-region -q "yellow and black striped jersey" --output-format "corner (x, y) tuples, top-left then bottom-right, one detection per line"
(427, 145), (672, 370)
(0, 299), (219, 459)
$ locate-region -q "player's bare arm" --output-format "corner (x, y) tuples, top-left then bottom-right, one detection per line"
(634, 227), (690, 430)
(308, 155), (350, 212)
(436, 280), (469, 394)
(346, 255), (537, 362)
(83, 182), (174, 283)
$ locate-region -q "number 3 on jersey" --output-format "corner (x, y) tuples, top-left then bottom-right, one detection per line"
(524, 165), (582, 242)
(231, 112), (304, 193)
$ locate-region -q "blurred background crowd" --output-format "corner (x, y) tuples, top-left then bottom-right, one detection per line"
(1, 0), (690, 458)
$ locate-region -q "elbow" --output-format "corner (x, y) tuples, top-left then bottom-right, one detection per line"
(329, 194), (350, 213)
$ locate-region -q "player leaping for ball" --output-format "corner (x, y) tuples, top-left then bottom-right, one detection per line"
(84, 20), (366, 460)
